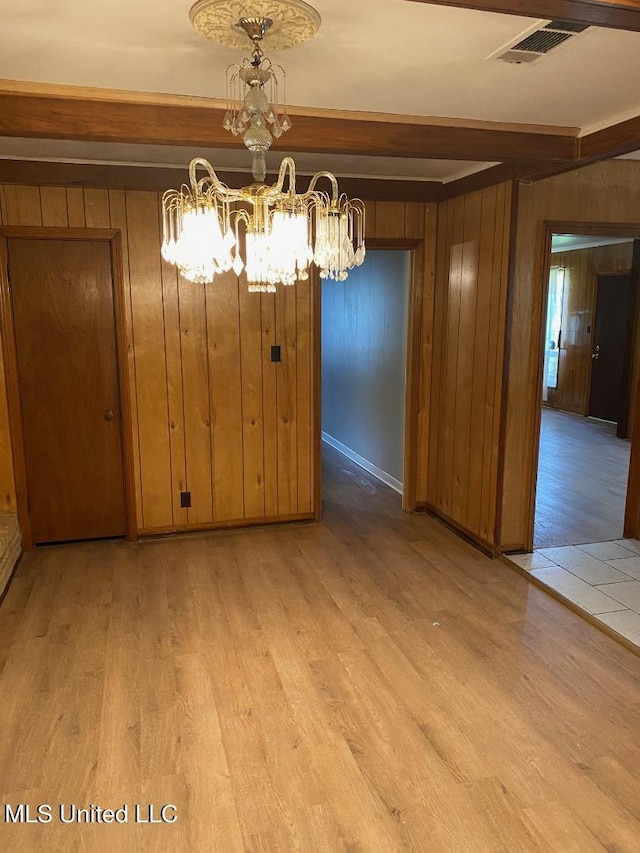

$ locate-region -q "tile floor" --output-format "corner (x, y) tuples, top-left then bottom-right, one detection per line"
(506, 539), (640, 649)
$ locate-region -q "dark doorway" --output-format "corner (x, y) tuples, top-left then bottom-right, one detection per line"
(589, 272), (633, 424)
(8, 237), (126, 544)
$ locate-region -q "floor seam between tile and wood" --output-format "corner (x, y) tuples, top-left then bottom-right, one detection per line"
(506, 539), (640, 649)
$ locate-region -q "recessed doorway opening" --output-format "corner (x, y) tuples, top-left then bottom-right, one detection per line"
(535, 230), (640, 549)
(320, 248), (411, 505)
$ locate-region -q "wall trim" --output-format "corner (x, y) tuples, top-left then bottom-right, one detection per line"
(420, 501), (501, 557)
(322, 432), (403, 495)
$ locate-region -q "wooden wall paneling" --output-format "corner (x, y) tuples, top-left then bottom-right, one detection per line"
(547, 242), (634, 415)
(40, 187), (69, 227)
(576, 249), (593, 410)
(403, 240), (425, 510)
(625, 244), (640, 534)
(108, 189), (143, 527)
(66, 188), (86, 227)
(404, 203), (425, 240)
(364, 201), (376, 240)
(451, 191), (481, 525)
(124, 190), (173, 530)
(403, 201), (426, 509)
(83, 189), (111, 229)
(374, 202), (406, 239)
(426, 181), (512, 549)
(0, 213), (16, 513)
(625, 408), (640, 536)
(157, 210), (188, 528)
(179, 276), (214, 525)
(0, 236), (31, 544)
(441, 196), (465, 518)
(261, 294), (278, 517)
(107, 229), (139, 541)
(275, 286), (298, 515)
(0, 343), (15, 513)
(487, 182), (512, 545)
(206, 273), (245, 522)
(627, 241), (640, 439)
(295, 280), (313, 515)
(466, 185), (497, 539)
(0, 186), (42, 226)
(427, 197), (453, 511)
(415, 204), (437, 505)
(312, 271), (322, 520)
(238, 278), (266, 519)
(550, 247), (592, 413)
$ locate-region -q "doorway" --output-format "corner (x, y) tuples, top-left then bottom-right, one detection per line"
(320, 249), (412, 502)
(1, 229), (135, 546)
(534, 230), (640, 548)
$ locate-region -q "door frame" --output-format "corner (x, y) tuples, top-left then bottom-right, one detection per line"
(528, 221), (640, 549)
(313, 237), (423, 519)
(0, 226), (138, 548)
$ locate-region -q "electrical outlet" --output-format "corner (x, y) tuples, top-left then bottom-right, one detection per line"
(271, 345), (281, 362)
(180, 491), (191, 508)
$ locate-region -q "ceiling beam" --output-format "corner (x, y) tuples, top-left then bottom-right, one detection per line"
(0, 89), (578, 164)
(405, 0), (640, 32)
(579, 114), (640, 161)
(0, 159), (444, 203)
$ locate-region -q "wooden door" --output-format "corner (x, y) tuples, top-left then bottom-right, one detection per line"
(589, 273), (632, 423)
(8, 238), (126, 543)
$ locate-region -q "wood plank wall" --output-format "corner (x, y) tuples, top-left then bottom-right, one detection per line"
(425, 182), (513, 550)
(0, 184), (314, 533)
(501, 160), (640, 550)
(0, 187), (437, 534)
(547, 243), (633, 416)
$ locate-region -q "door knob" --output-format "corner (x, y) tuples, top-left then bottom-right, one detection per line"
(591, 353), (599, 360)
(105, 409), (115, 421)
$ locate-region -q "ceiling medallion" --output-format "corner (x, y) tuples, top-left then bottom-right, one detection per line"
(189, 0), (321, 51)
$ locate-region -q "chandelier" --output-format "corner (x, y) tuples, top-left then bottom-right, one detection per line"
(161, 1), (366, 291)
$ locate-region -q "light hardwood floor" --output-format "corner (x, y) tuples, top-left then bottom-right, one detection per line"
(535, 408), (631, 548)
(1, 445), (640, 851)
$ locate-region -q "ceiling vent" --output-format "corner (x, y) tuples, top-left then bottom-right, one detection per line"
(492, 19), (590, 65)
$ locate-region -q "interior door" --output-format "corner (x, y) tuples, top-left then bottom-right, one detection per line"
(8, 237), (126, 543)
(589, 273), (632, 423)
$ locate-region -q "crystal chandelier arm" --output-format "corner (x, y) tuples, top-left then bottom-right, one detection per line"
(306, 171), (339, 204)
(188, 157), (227, 192)
(269, 156), (297, 193)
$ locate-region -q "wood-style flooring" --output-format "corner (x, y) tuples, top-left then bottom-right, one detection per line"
(1, 445), (640, 851)
(535, 408), (631, 548)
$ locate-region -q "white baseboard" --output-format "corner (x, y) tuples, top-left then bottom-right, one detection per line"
(322, 432), (403, 495)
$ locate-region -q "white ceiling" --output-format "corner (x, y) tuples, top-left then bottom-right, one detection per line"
(0, 0), (639, 181)
(551, 234), (636, 253)
(0, 137), (496, 183)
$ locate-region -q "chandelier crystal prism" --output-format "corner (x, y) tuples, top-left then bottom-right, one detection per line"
(161, 3), (365, 291)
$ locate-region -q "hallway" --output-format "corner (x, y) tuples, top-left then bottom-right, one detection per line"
(0, 446), (639, 850)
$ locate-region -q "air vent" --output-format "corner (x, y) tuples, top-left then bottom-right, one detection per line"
(492, 19), (590, 65)
(511, 29), (572, 54)
(545, 20), (590, 34)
